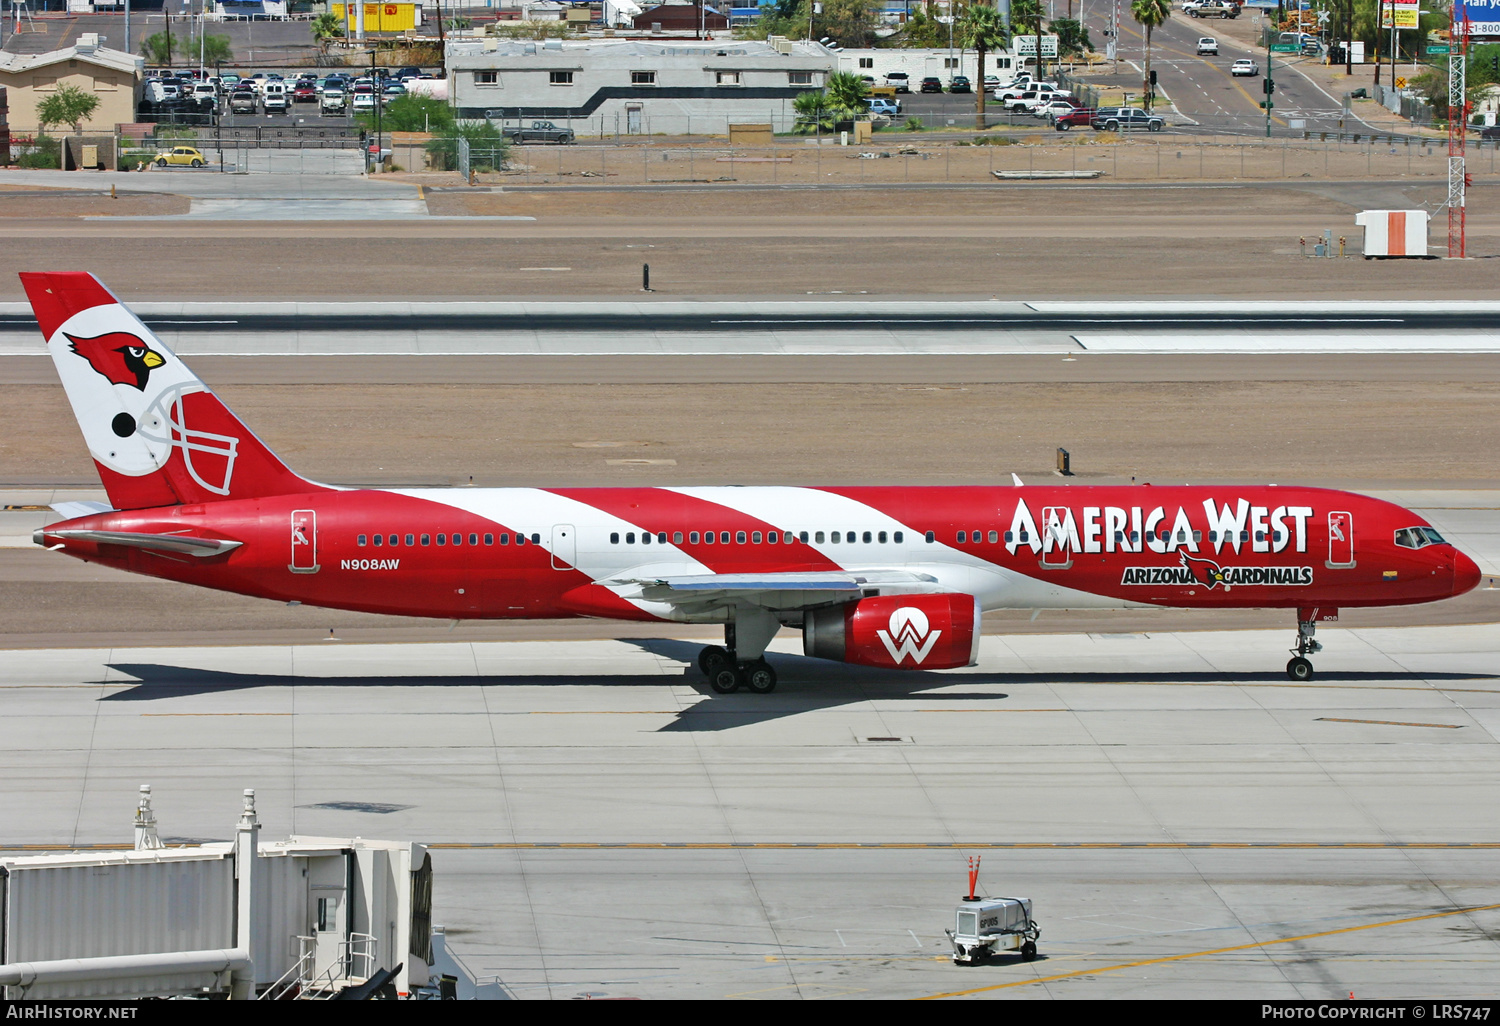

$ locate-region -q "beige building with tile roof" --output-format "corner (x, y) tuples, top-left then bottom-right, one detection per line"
(0, 36), (143, 133)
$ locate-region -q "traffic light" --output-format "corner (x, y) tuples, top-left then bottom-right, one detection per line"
(1149, 69), (1158, 87)
(1263, 78), (1275, 95)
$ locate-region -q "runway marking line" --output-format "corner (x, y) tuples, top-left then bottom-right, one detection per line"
(1316, 717), (1463, 729)
(917, 901), (1500, 1000)
(140, 712), (291, 717)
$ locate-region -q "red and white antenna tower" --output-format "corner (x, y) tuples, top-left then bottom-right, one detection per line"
(1447, 1), (1472, 257)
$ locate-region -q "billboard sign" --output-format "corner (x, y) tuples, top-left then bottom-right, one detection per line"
(1013, 35), (1061, 58)
(1378, 1), (1420, 29)
(1455, 0), (1500, 35)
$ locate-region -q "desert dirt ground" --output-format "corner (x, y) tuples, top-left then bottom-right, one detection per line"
(2, 180), (1498, 300)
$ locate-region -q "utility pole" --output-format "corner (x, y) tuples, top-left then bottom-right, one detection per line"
(1447, 0), (1470, 257)
(1263, 36), (1274, 138)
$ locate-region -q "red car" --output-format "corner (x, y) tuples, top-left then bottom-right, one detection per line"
(293, 81), (318, 103)
(1052, 108), (1099, 131)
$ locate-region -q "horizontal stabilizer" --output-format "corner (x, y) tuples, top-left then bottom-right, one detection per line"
(50, 500), (115, 520)
(36, 529), (243, 558)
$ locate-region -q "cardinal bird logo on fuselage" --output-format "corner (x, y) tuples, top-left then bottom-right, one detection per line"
(66, 332), (165, 391)
(1179, 551), (1230, 589)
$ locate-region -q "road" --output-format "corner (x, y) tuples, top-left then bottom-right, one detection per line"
(1077, 6), (1373, 136)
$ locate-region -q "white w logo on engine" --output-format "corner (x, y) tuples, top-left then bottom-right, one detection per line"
(877, 606), (942, 665)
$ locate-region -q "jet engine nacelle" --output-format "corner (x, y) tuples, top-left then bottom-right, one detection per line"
(803, 593), (981, 670)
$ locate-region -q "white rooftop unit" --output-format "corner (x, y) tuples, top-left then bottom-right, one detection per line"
(0, 788), (433, 1000)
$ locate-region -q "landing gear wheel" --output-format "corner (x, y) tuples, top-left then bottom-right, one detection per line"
(744, 660), (777, 694)
(697, 645), (729, 675)
(1287, 656), (1313, 682)
(1021, 940), (1037, 962)
(709, 665), (742, 694)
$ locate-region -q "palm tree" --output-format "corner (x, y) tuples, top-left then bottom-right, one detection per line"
(824, 70), (870, 114)
(1130, 0), (1172, 112)
(1008, 0), (1043, 80)
(310, 11), (345, 54)
(958, 4), (1008, 130)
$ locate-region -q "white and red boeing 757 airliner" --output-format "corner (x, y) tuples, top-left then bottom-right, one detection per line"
(24, 273), (1482, 692)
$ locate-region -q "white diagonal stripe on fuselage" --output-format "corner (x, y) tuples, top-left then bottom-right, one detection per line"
(389, 488), (712, 603)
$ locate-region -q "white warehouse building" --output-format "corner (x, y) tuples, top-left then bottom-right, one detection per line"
(446, 37), (835, 136)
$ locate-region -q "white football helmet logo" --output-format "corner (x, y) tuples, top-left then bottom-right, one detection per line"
(877, 606), (942, 665)
(135, 382), (241, 497)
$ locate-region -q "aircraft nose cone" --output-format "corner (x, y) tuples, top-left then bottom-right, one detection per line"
(1453, 550), (1482, 596)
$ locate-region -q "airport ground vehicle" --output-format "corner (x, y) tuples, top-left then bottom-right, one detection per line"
(502, 120), (576, 144)
(1197, 37), (1219, 55)
(154, 146), (205, 167)
(1093, 107), (1165, 131)
(1231, 58), (1258, 76)
(20, 273), (1481, 692)
(262, 82), (288, 115)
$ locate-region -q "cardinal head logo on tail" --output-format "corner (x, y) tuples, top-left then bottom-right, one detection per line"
(66, 331), (165, 391)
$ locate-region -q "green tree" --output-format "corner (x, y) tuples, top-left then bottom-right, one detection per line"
(36, 83), (101, 134)
(310, 12), (345, 52)
(894, 6), (948, 49)
(824, 69), (869, 111)
(356, 94), (454, 134)
(819, 0), (877, 48)
(958, 3), (1008, 128)
(792, 89), (839, 133)
(188, 34), (233, 65)
(1130, 0), (1171, 111)
(1051, 18), (1092, 57)
(140, 31), (176, 66)
(1008, 0), (1044, 78)
(426, 120), (509, 172)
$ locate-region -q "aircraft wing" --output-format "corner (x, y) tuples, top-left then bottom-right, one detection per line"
(599, 569), (940, 616)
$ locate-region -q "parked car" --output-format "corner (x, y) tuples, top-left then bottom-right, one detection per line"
(1093, 107), (1165, 132)
(885, 72), (911, 93)
(190, 82), (218, 110)
(1197, 37), (1219, 55)
(1053, 107), (1100, 131)
(351, 91), (376, 114)
(154, 146), (206, 167)
(293, 80), (317, 103)
(995, 80), (1061, 102)
(321, 88), (347, 114)
(1231, 58), (1258, 76)
(868, 97), (902, 116)
(949, 75), (972, 93)
(919, 76), (943, 93)
(229, 88), (257, 114)
(501, 120), (576, 144)
(1034, 98), (1082, 119)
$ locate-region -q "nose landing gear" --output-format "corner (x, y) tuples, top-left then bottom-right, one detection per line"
(1287, 616), (1323, 681)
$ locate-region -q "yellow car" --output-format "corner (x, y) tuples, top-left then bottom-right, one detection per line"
(154, 146), (206, 168)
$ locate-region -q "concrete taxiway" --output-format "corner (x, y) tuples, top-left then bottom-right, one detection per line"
(2, 626), (1498, 998)
(4, 300), (1500, 357)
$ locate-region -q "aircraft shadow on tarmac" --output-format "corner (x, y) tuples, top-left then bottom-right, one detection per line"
(97, 644), (1498, 733)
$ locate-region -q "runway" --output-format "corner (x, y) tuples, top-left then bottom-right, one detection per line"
(2, 626), (1498, 998)
(3, 300), (1499, 356)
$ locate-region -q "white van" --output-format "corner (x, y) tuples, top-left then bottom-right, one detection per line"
(262, 81), (288, 115)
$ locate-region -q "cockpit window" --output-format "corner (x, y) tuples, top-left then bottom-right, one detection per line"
(1395, 526), (1446, 549)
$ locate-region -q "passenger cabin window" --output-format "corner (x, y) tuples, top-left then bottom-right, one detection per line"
(720, 532), (730, 544)
(690, 531), (700, 543)
(925, 531), (935, 543)
(373, 535), (383, 547)
(405, 534), (415, 546)
(484, 534), (494, 545)
(357, 534), (367, 546)
(736, 531), (746, 544)
(957, 531), (966, 543)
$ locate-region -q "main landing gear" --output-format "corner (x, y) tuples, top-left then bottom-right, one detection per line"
(696, 615), (780, 695)
(698, 646), (777, 694)
(1287, 616), (1324, 681)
